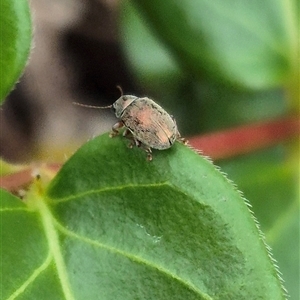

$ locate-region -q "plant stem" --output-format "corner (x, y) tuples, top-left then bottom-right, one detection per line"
(189, 115), (300, 160)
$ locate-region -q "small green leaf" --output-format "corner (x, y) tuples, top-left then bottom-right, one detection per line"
(130, 0), (297, 89)
(1, 134), (286, 299)
(0, 0), (32, 102)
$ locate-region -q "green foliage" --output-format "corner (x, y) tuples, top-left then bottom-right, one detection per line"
(129, 0), (297, 89)
(120, 1), (299, 298)
(0, 0), (32, 102)
(1, 0), (298, 298)
(1, 135), (286, 299)
(120, 1), (296, 135)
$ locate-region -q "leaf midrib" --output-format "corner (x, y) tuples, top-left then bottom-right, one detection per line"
(37, 194), (75, 300)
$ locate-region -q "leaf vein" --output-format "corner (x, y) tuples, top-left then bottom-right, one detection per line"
(6, 253), (52, 300)
(50, 181), (170, 204)
(54, 219), (213, 300)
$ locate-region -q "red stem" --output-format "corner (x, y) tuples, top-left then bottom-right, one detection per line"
(189, 115), (300, 160)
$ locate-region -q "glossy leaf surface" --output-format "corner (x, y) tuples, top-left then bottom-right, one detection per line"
(1, 134), (286, 299)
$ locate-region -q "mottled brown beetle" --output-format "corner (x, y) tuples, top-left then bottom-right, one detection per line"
(74, 87), (185, 160)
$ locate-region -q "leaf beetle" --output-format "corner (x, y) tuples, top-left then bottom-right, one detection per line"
(74, 87), (186, 161)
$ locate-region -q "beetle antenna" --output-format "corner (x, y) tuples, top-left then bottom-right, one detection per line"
(116, 85), (123, 96)
(73, 102), (112, 109)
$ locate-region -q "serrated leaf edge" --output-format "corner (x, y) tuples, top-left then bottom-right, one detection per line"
(217, 167), (289, 299)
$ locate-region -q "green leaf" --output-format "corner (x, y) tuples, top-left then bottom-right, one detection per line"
(1, 134), (286, 299)
(219, 145), (299, 300)
(130, 0), (297, 89)
(0, 0), (32, 103)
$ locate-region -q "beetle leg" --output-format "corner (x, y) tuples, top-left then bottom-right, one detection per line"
(122, 129), (140, 148)
(146, 152), (153, 161)
(118, 126), (152, 161)
(176, 130), (188, 145)
(123, 128), (131, 137)
(134, 138), (141, 147)
(145, 148), (153, 161)
(128, 137), (141, 149)
(171, 118), (187, 145)
(137, 143), (152, 161)
(109, 121), (124, 137)
(177, 136), (188, 145)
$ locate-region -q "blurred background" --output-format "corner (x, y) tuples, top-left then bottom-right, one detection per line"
(0, 0), (298, 298)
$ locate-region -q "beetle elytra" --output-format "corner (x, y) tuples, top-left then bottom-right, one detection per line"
(74, 87), (186, 160)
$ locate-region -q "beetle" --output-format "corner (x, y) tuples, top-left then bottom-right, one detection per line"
(74, 87), (185, 160)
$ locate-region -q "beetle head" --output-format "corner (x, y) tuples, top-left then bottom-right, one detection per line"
(113, 95), (137, 118)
